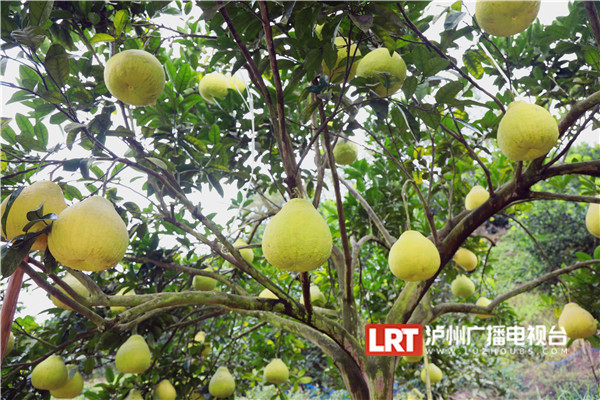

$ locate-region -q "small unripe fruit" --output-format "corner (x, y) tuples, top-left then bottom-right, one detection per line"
(452, 248), (478, 272)
(115, 334), (151, 374)
(31, 355), (68, 390)
(451, 275), (475, 298)
(475, 297), (493, 319)
(420, 363), (443, 383)
(209, 366), (235, 398)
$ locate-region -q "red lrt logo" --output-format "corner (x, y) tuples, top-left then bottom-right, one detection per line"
(365, 324), (423, 356)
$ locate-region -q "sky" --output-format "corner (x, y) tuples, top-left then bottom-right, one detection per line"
(1, 1), (594, 324)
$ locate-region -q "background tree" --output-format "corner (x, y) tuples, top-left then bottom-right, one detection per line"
(1, 1), (599, 400)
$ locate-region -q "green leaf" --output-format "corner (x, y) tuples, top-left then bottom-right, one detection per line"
(89, 33), (115, 44)
(28, 1), (54, 28)
(11, 26), (46, 49)
(1, 187), (24, 237)
(435, 81), (464, 104)
(463, 49), (486, 79)
(594, 245), (600, 261)
(575, 251), (592, 261)
(300, 101), (319, 123)
(147, 157), (169, 170)
(207, 174), (224, 197)
(15, 113), (34, 136)
(114, 9), (129, 37)
(44, 44), (70, 87)
(1, 232), (40, 277)
(184, 135), (208, 153)
(208, 124), (220, 144)
(43, 246), (58, 275)
(584, 47), (600, 71)
(174, 63), (194, 93)
(444, 11), (465, 31)
(348, 14), (373, 33)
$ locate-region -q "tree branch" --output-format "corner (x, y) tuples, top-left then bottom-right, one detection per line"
(432, 259), (600, 318)
(584, 1), (600, 53)
(339, 176), (395, 247)
(557, 90), (600, 137)
(528, 192), (600, 204)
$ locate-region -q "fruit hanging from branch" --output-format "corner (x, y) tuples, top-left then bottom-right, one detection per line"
(496, 101), (559, 161)
(48, 196), (129, 272)
(388, 230), (440, 282)
(262, 198), (332, 272)
(1, 181), (67, 251)
(558, 303), (597, 339)
(475, 0), (541, 37)
(104, 49), (166, 106)
(356, 47), (407, 97)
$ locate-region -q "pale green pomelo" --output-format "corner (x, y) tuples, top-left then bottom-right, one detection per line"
(403, 355), (423, 363)
(209, 366), (236, 398)
(356, 47), (407, 97)
(388, 230), (440, 282)
(104, 49), (165, 106)
(0, 180), (67, 251)
(50, 368), (84, 399)
(125, 389), (144, 400)
(497, 101), (558, 161)
(333, 141), (358, 165)
(420, 363), (443, 383)
(464, 185), (489, 210)
(264, 358), (289, 385)
(31, 355), (68, 390)
(50, 273), (91, 310)
(156, 379), (177, 400)
(558, 303), (597, 339)
(585, 197), (600, 238)
(476, 0), (541, 37)
(452, 248), (478, 272)
(5, 332), (15, 356)
(259, 289), (278, 299)
(451, 275), (475, 298)
(322, 37), (361, 83)
(110, 287), (135, 312)
(48, 196), (129, 272)
(475, 297), (493, 318)
(262, 198), (332, 272)
(115, 334), (151, 374)
(193, 275), (218, 291)
(233, 238), (254, 263)
(198, 72), (230, 104)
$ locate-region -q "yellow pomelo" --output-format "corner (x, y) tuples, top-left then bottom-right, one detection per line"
(420, 363), (443, 383)
(31, 355), (68, 390)
(333, 141), (358, 165)
(50, 367), (84, 399)
(585, 196), (600, 238)
(156, 379), (177, 400)
(356, 47), (407, 97)
(104, 49), (165, 106)
(476, 1), (540, 37)
(5, 332), (15, 356)
(125, 389), (144, 400)
(497, 101), (558, 161)
(262, 198), (332, 272)
(233, 238), (254, 263)
(193, 274), (218, 291)
(48, 196), (129, 272)
(403, 355), (423, 363)
(451, 275), (475, 298)
(115, 334), (151, 374)
(475, 297), (493, 319)
(229, 74), (246, 93)
(194, 331), (206, 344)
(1, 181), (67, 251)
(558, 303), (597, 339)
(452, 248), (478, 272)
(50, 273), (91, 310)
(322, 37), (361, 83)
(198, 72), (230, 104)
(201, 341), (211, 357)
(299, 285), (326, 307)
(388, 231), (440, 282)
(259, 288), (278, 299)
(209, 366), (236, 398)
(264, 358), (289, 385)
(464, 185), (489, 210)
(110, 287), (135, 312)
